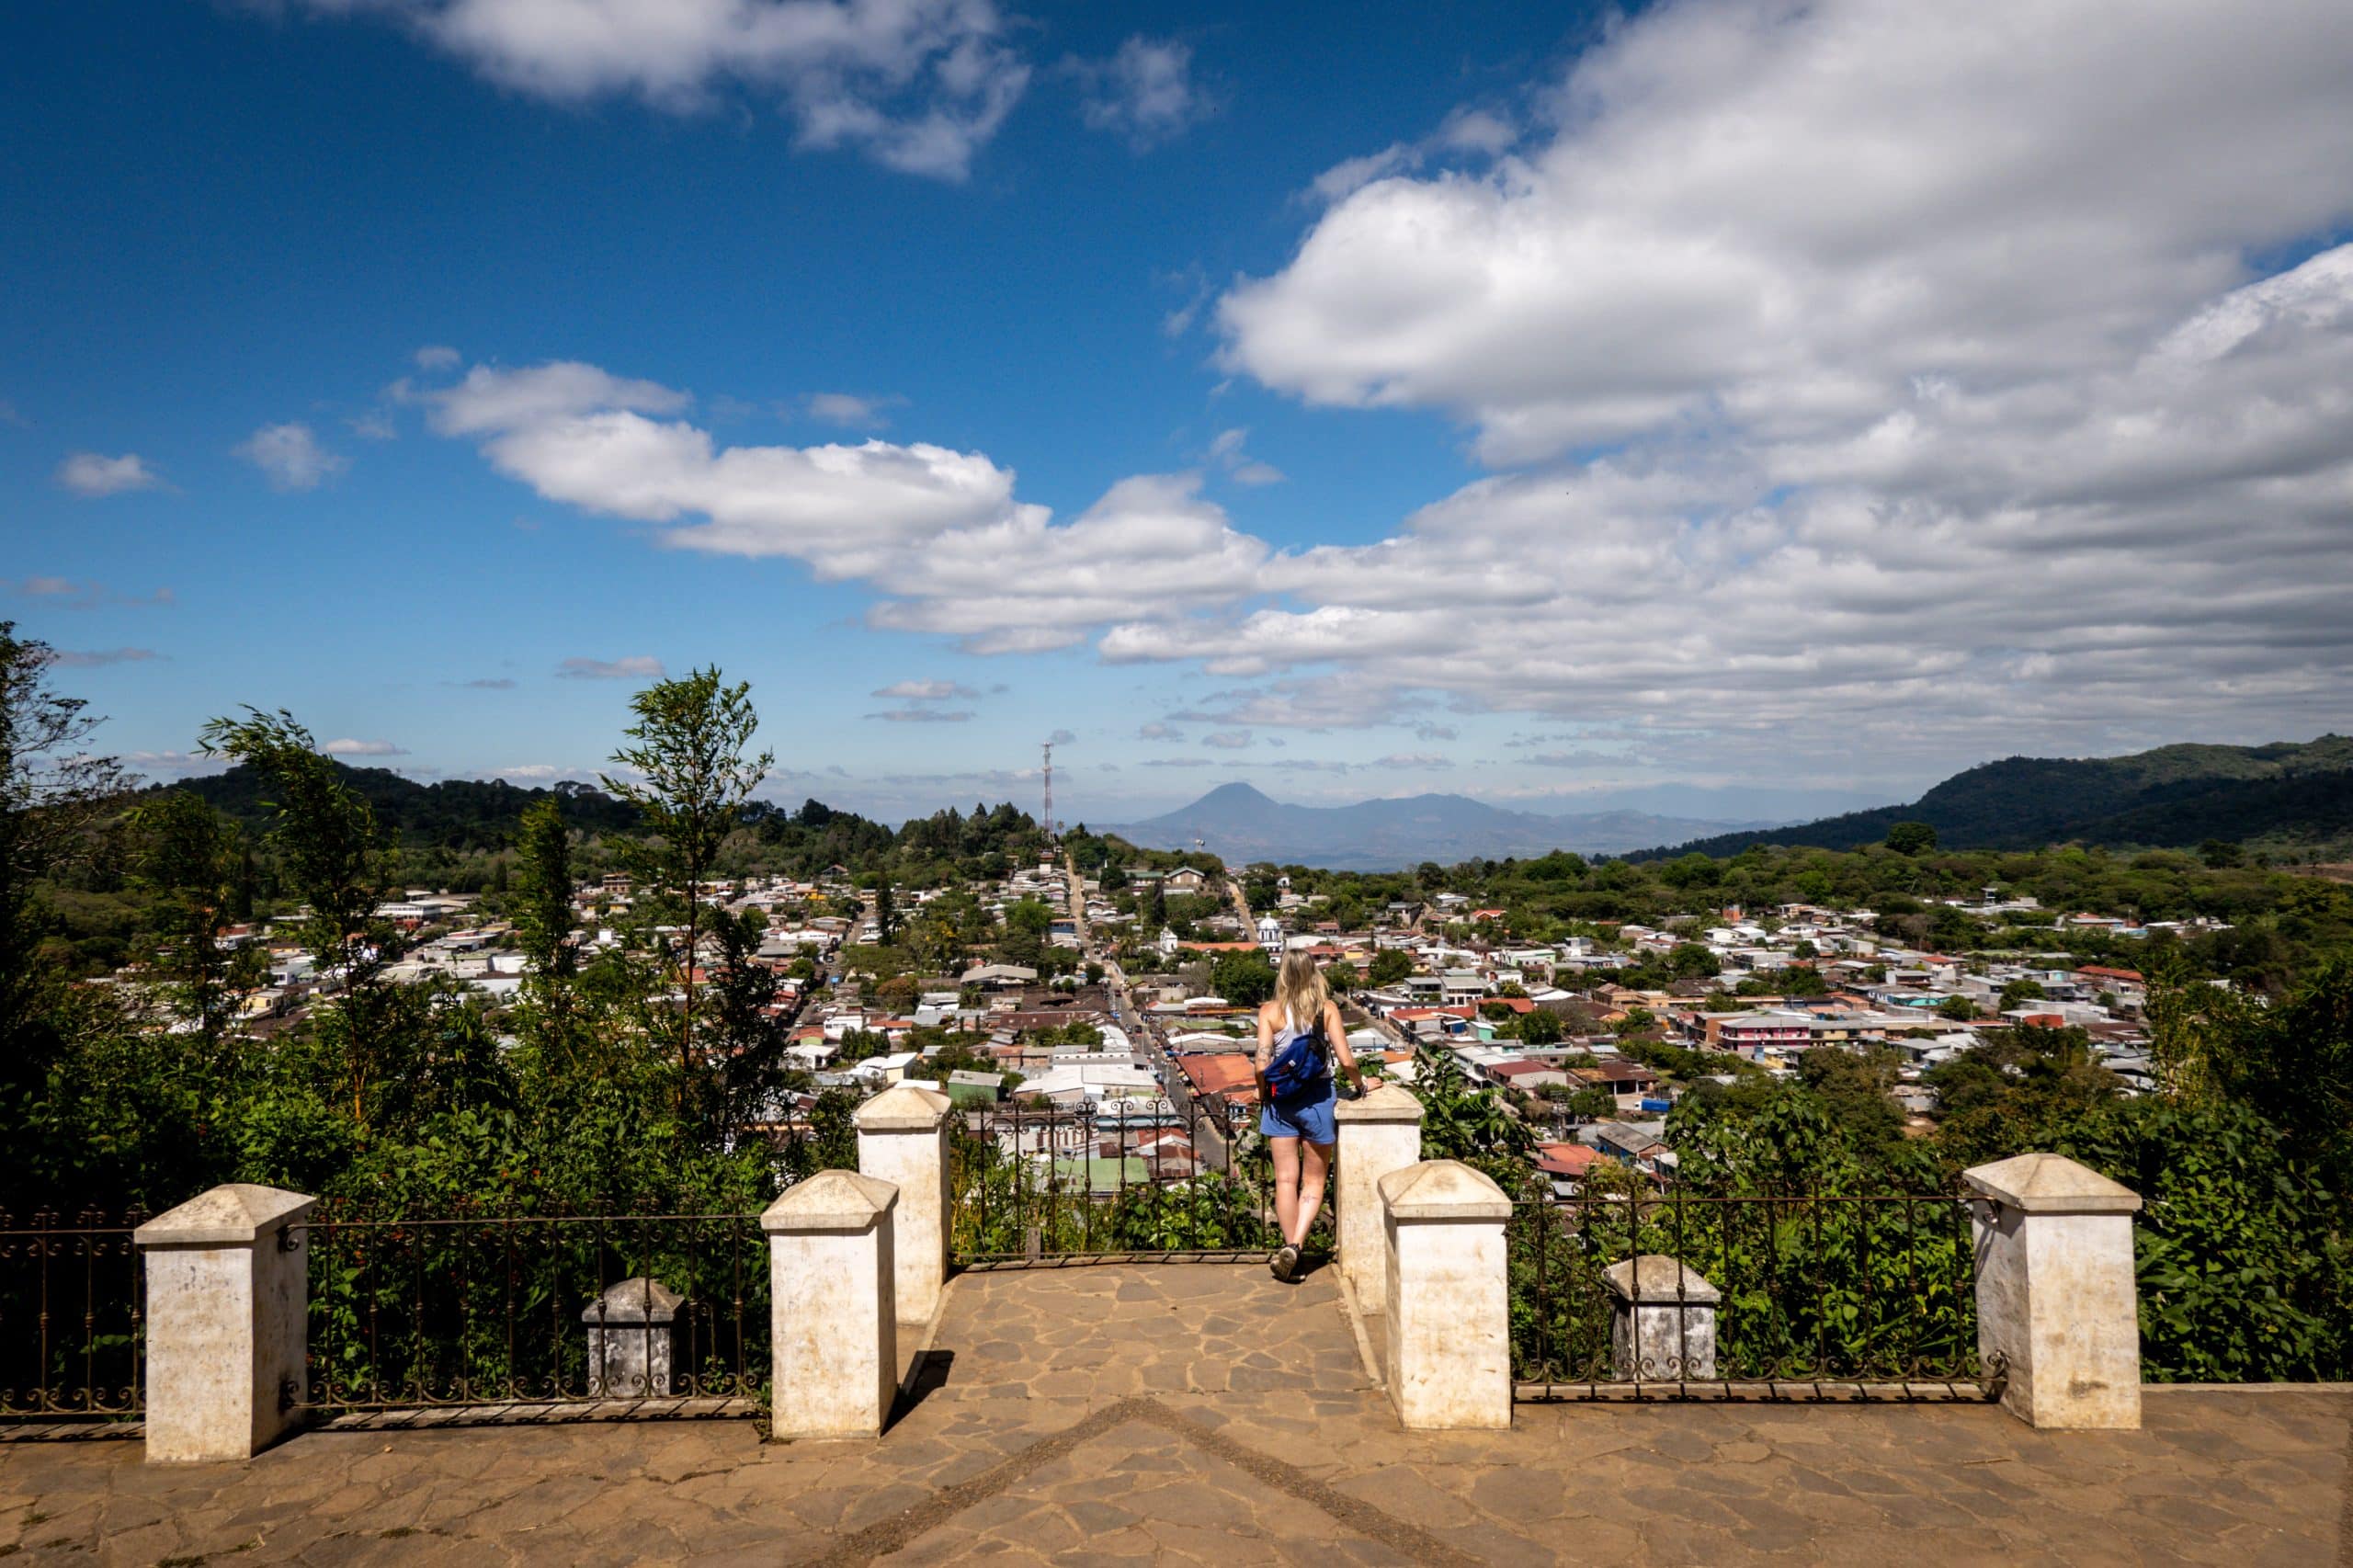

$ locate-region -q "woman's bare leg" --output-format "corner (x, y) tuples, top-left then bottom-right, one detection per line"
(1289, 1140), (1334, 1248)
(1268, 1135), (1302, 1242)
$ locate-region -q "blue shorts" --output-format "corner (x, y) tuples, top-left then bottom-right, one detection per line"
(1259, 1083), (1338, 1145)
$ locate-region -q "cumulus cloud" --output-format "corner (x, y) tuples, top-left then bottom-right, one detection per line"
(56, 452), (162, 496)
(1201, 730), (1253, 750)
(1206, 427), (1282, 486)
(1074, 37), (1211, 150)
(321, 737), (409, 756)
(263, 0), (1029, 178)
(431, 360), (1271, 653)
(415, 344), (461, 370)
(1046, 728), (1075, 745)
(557, 655), (665, 680)
(236, 422), (348, 491)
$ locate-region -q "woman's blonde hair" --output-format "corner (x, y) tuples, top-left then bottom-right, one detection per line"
(1274, 949), (1331, 1028)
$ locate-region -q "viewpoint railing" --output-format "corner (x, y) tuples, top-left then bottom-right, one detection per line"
(282, 1204), (769, 1415)
(1508, 1186), (2001, 1401)
(948, 1099), (1333, 1265)
(0, 1208), (146, 1428)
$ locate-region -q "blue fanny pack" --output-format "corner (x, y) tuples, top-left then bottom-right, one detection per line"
(1264, 1022), (1331, 1100)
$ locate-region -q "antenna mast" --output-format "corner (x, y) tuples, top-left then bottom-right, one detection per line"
(1041, 741), (1055, 841)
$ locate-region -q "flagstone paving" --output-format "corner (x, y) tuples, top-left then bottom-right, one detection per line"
(0, 1263), (2344, 1564)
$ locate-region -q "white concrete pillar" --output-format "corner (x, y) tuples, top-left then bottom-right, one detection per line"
(1379, 1159), (1512, 1430)
(1335, 1085), (1423, 1312)
(1963, 1152), (2144, 1430)
(854, 1082), (953, 1324)
(133, 1184), (317, 1463)
(762, 1170), (899, 1439)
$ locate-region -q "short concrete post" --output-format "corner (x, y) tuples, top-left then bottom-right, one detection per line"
(584, 1277), (681, 1398)
(855, 1082), (953, 1324)
(762, 1171), (899, 1439)
(1963, 1152), (2143, 1430)
(1379, 1159), (1512, 1430)
(133, 1184), (317, 1463)
(1335, 1085), (1423, 1312)
(1602, 1256), (1720, 1380)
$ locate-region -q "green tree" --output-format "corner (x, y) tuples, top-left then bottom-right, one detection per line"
(1367, 949), (1415, 988)
(1, 624), (127, 1069)
(198, 709), (399, 1131)
(1885, 821), (1938, 856)
(509, 798), (576, 983)
(600, 667), (771, 1092)
(125, 790), (247, 1040)
(1518, 1006), (1564, 1046)
(1210, 949), (1277, 1007)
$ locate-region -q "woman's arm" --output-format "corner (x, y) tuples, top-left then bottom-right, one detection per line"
(1325, 999), (1363, 1091)
(1255, 1003), (1277, 1099)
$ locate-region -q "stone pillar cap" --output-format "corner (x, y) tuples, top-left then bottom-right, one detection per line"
(761, 1170), (900, 1234)
(583, 1276), (683, 1324)
(1377, 1159), (1511, 1221)
(853, 1082), (954, 1131)
(1963, 1152), (2143, 1214)
(1601, 1254), (1722, 1305)
(135, 1183), (317, 1248)
(1335, 1084), (1424, 1125)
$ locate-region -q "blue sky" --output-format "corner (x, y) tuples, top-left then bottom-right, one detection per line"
(8, 0), (2353, 827)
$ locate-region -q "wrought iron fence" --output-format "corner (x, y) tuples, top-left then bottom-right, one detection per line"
(285, 1206), (768, 1415)
(1509, 1186), (2000, 1400)
(0, 1208), (146, 1426)
(948, 1099), (1335, 1265)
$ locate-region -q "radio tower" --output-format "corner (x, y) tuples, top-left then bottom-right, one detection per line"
(1040, 741), (1055, 841)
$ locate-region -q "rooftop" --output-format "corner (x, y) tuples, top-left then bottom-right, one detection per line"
(5, 1266), (2343, 1563)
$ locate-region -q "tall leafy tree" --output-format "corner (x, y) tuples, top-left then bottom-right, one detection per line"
(0, 623), (126, 1069)
(126, 790), (249, 1040)
(599, 668), (771, 1091)
(198, 709), (398, 1130)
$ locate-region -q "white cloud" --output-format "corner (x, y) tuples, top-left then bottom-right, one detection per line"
(321, 737), (409, 756)
(1202, 730), (1253, 750)
(1206, 427), (1282, 486)
(1046, 727), (1075, 745)
(804, 391), (902, 428)
(432, 360), (1270, 653)
(56, 452), (162, 496)
(269, 0), (1029, 179)
(1225, 0), (2353, 464)
(1074, 37), (1210, 150)
(873, 677), (978, 700)
(415, 344), (462, 370)
(557, 655), (665, 680)
(1137, 722), (1181, 742)
(235, 422), (348, 491)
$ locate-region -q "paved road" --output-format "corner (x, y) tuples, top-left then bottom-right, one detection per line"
(1067, 851), (1235, 1175)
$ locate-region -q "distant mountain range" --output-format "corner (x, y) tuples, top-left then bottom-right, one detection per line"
(1631, 735), (2353, 859)
(1104, 783), (1774, 870)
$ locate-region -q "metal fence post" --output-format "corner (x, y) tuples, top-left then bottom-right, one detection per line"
(133, 1185), (317, 1462)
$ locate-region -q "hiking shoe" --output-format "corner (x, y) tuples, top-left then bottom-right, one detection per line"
(1270, 1244), (1301, 1283)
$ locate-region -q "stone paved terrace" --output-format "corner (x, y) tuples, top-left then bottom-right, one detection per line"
(3, 1262), (2347, 1565)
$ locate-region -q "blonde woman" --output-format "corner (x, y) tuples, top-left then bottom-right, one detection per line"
(1255, 951), (1364, 1282)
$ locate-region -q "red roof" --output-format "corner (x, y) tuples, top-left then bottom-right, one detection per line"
(1535, 1142), (1605, 1177)
(1179, 1056), (1258, 1096)
(2077, 965), (2144, 983)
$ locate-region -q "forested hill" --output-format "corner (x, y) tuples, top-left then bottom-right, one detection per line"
(1631, 735), (2353, 859)
(152, 764), (642, 850)
(142, 762), (1064, 882)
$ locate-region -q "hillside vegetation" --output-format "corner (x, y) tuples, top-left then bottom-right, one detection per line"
(1636, 736), (2353, 859)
